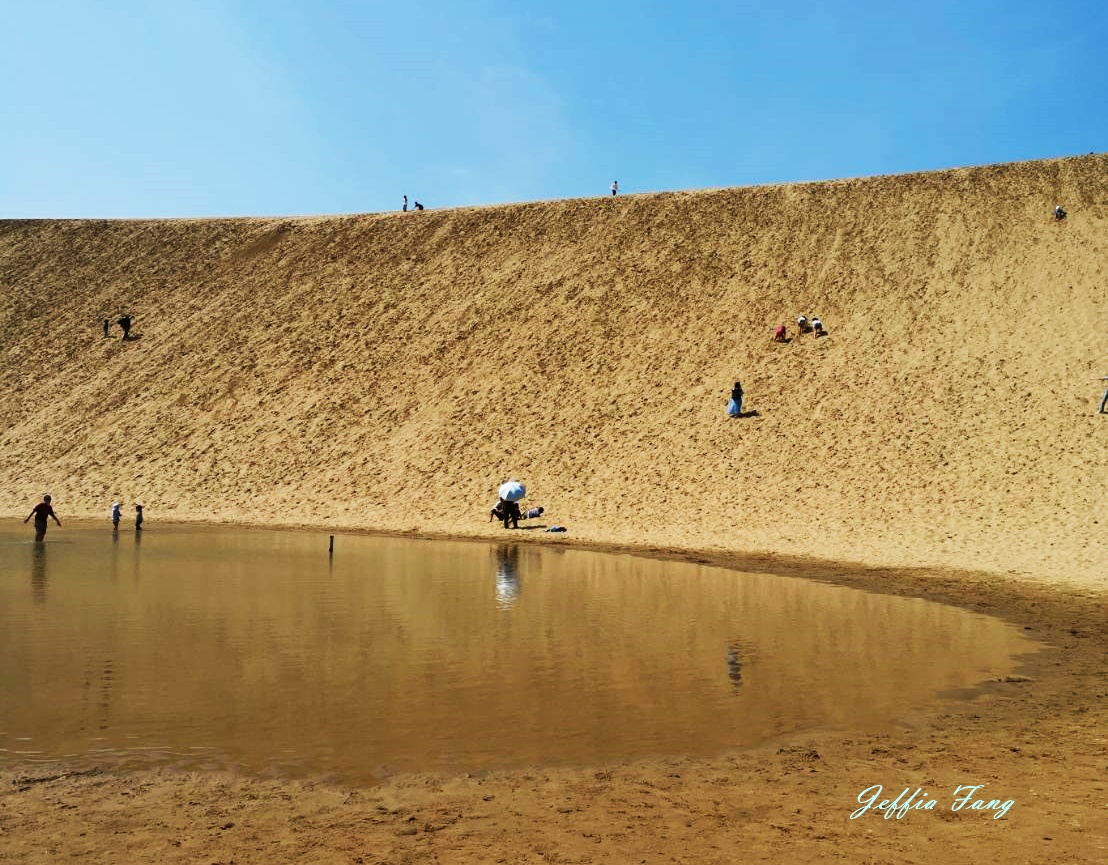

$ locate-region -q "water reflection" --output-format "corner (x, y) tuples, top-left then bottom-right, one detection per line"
(726, 642), (743, 687)
(495, 545), (521, 609)
(30, 543), (47, 604)
(0, 524), (1040, 784)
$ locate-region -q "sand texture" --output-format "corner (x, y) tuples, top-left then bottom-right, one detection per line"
(1, 154), (1105, 587)
(1, 155), (1107, 862)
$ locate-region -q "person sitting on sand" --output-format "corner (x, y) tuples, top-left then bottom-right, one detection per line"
(1054, 204), (1066, 221)
(524, 506), (545, 519)
(490, 500), (506, 522)
(25, 494), (61, 542)
(773, 323), (787, 342)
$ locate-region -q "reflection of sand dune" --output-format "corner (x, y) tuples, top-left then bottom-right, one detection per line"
(0, 529), (1036, 779)
(0, 155), (1105, 586)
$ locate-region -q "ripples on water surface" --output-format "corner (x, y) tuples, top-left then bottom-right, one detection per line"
(0, 524), (1036, 784)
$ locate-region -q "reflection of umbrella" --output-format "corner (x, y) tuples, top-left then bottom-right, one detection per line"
(498, 480), (526, 502)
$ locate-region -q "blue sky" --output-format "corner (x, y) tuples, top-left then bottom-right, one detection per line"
(2, 1), (1104, 217)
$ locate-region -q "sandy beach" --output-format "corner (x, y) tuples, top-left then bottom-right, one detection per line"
(1, 154), (1106, 861)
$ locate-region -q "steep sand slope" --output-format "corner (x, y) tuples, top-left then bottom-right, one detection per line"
(1, 155), (1105, 586)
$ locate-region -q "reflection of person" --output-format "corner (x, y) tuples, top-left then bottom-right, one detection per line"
(31, 543), (47, 604)
(495, 545), (520, 608)
(24, 494), (61, 542)
(726, 642), (743, 685)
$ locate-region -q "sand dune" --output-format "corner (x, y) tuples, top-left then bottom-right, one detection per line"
(1, 154), (1105, 587)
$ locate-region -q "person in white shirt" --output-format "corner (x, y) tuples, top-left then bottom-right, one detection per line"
(611, 180), (618, 196)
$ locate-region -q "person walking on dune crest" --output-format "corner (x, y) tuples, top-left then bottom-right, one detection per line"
(25, 494), (61, 542)
(611, 180), (618, 196)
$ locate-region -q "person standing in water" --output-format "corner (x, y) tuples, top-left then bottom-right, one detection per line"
(24, 494), (61, 542)
(111, 501), (122, 530)
(135, 503), (144, 531)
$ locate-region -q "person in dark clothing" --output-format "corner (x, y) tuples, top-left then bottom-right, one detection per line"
(24, 494), (61, 542)
(502, 499), (521, 529)
(402, 194), (408, 212)
(414, 201), (424, 211)
(117, 314), (133, 340)
(490, 499), (506, 522)
(103, 318), (111, 338)
(135, 503), (144, 531)
(728, 381), (744, 417)
(1054, 204), (1066, 221)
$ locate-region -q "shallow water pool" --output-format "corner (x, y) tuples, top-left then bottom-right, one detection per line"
(0, 524), (1036, 784)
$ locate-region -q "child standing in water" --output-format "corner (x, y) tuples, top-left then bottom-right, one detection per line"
(135, 503), (144, 531)
(111, 501), (122, 530)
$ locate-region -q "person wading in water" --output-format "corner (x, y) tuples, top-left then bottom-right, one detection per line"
(24, 494), (61, 542)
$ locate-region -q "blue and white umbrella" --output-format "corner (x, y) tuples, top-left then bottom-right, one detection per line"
(498, 480), (526, 502)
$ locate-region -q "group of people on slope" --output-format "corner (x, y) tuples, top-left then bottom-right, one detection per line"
(773, 314), (825, 342)
(490, 500), (544, 529)
(103, 314), (135, 340)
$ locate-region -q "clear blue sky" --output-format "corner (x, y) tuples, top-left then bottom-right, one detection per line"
(2, 1), (1104, 217)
